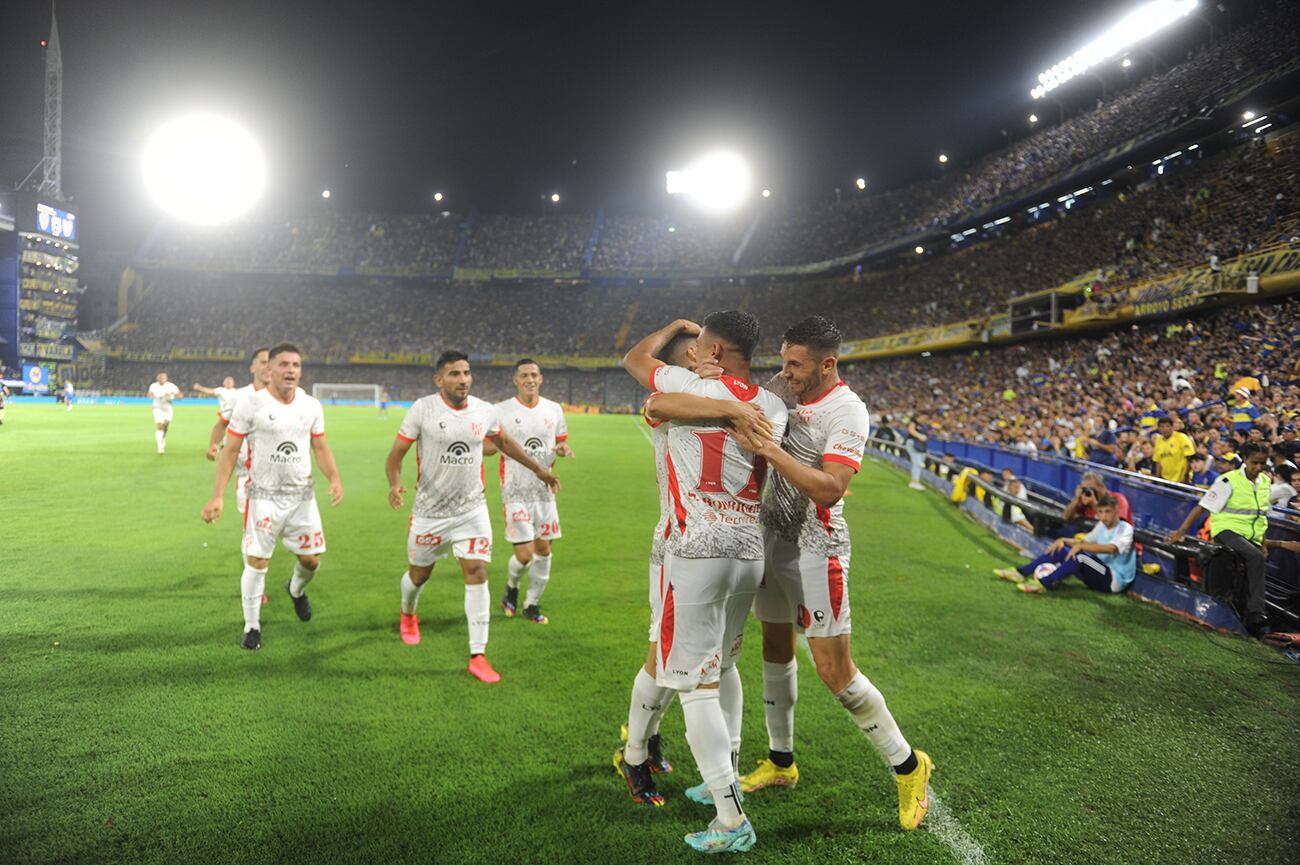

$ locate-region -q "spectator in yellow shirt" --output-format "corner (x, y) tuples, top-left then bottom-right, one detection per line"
(1152, 415), (1196, 483)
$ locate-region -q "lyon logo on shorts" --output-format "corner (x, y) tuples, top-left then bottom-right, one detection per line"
(413, 532), (441, 547)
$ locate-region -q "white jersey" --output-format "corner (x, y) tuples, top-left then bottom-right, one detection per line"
(214, 386), (240, 417)
(646, 400), (672, 566)
(651, 365), (789, 560)
(397, 394), (501, 519)
(148, 381), (181, 411)
(761, 380), (868, 558)
(495, 396), (567, 502)
(220, 383), (260, 480)
(227, 387), (324, 503)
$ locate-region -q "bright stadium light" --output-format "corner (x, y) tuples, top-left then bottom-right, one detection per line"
(1242, 110), (1255, 120)
(938, 153), (948, 164)
(142, 113), (266, 224)
(433, 191), (444, 202)
(855, 177), (867, 190)
(761, 188), (771, 198)
(1028, 113), (1039, 123)
(321, 189), (331, 199)
(1030, 0), (1198, 99)
(915, 245), (925, 254)
(1121, 57), (1133, 67)
(665, 150), (752, 213)
(550, 192), (561, 203)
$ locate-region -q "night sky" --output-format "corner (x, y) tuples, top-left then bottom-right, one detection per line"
(0, 0), (1224, 253)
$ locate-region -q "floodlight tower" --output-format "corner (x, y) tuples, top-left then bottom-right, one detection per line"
(40, 7), (64, 197)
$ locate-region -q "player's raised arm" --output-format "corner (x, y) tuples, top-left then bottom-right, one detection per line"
(645, 392), (774, 445)
(385, 435), (414, 508)
(492, 429), (560, 494)
(192, 383), (217, 396)
(623, 319), (701, 389)
(202, 435), (243, 522)
(310, 435), (344, 507)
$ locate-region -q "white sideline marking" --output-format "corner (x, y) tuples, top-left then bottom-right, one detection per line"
(633, 416), (654, 446)
(798, 637), (986, 865)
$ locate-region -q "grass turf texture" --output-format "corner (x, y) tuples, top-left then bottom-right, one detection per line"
(2, 403), (1298, 865)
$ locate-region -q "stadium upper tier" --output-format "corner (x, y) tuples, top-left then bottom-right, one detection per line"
(145, 1), (1298, 278)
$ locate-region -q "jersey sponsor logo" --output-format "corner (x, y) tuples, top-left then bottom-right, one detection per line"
(413, 531), (442, 547)
(271, 441), (303, 464)
(832, 442), (862, 455)
(510, 507), (532, 523)
(441, 441), (476, 465)
(254, 516), (274, 534)
(524, 436), (545, 452)
(837, 427), (867, 444)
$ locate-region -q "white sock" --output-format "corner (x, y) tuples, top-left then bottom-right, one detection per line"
(400, 571), (424, 615)
(155, 430), (165, 452)
(524, 553), (551, 607)
(763, 659), (798, 753)
(680, 688), (746, 828)
(507, 553), (529, 589)
(464, 582), (490, 655)
(719, 665), (743, 761)
(289, 561), (315, 598)
(240, 565), (268, 632)
(835, 672), (912, 767)
(625, 668), (672, 765)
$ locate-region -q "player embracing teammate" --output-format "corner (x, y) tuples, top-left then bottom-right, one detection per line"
(623, 312), (787, 854)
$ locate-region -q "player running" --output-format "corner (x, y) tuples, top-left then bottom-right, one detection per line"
(201, 343), (344, 651)
(63, 379), (75, 411)
(738, 316), (933, 831)
(147, 372), (182, 454)
(496, 358), (573, 624)
(623, 312), (787, 854)
(386, 350), (560, 684)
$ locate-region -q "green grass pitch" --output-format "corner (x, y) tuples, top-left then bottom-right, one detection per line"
(2, 402), (1298, 865)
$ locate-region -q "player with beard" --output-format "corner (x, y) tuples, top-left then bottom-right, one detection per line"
(623, 312), (787, 853)
(386, 351), (560, 683)
(737, 316), (933, 832)
(201, 343), (344, 651)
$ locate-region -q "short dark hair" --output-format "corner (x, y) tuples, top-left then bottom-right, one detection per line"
(656, 331), (694, 365)
(702, 309), (761, 361)
(250, 346), (271, 362)
(1157, 415), (1173, 425)
(435, 350), (469, 372)
(1239, 442), (1266, 459)
(1096, 494), (1118, 509)
(515, 357), (540, 370)
(1189, 452), (1207, 463)
(268, 343), (301, 360)
(782, 316), (841, 355)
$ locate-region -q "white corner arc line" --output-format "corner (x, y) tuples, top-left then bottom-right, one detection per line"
(924, 790), (988, 864)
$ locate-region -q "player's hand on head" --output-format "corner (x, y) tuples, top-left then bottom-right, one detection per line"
(388, 485), (406, 509)
(672, 318), (702, 336)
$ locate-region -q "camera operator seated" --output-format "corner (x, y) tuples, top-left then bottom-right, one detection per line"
(1055, 471), (1132, 538)
(994, 495), (1135, 594)
(1166, 443), (1271, 638)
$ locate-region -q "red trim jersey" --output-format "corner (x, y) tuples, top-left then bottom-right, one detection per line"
(651, 365), (789, 560)
(646, 396), (672, 566)
(761, 380), (868, 557)
(494, 396), (567, 503)
(398, 394), (501, 519)
(226, 387), (324, 503)
(221, 383), (259, 481)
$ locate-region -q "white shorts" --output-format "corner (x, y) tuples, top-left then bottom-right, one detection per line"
(647, 560), (667, 642)
(407, 506), (493, 566)
(153, 407), (173, 424)
(242, 496), (326, 560)
(656, 553), (762, 691)
(503, 500), (562, 544)
(753, 534), (852, 638)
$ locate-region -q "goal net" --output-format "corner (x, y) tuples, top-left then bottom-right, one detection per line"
(312, 383), (381, 406)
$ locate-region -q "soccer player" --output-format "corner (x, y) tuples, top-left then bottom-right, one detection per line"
(200, 344), (344, 651)
(739, 316), (933, 832)
(206, 348), (271, 523)
(386, 350), (560, 684)
(623, 313), (788, 854)
(147, 372), (182, 454)
(496, 358), (573, 624)
(379, 388), (390, 419)
(615, 332), (774, 811)
(64, 379), (75, 412)
(0, 383), (9, 425)
(194, 376), (241, 418)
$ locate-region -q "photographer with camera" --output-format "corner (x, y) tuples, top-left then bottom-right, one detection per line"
(1055, 471), (1133, 538)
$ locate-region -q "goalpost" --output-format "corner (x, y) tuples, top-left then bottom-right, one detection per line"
(312, 383), (382, 407)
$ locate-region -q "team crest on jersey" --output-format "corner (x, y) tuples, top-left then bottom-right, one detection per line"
(471, 422), (485, 438)
(544, 417), (554, 430)
(797, 408), (814, 424)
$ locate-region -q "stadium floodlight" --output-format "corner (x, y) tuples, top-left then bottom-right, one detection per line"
(855, 177), (867, 190)
(1030, 0), (1198, 99)
(761, 188), (771, 198)
(321, 189), (331, 199)
(938, 154), (948, 164)
(914, 245), (925, 254)
(1242, 110), (1255, 120)
(1121, 57), (1133, 67)
(550, 192), (561, 203)
(1028, 113), (1039, 123)
(664, 150), (752, 213)
(142, 113), (266, 225)
(433, 191), (444, 202)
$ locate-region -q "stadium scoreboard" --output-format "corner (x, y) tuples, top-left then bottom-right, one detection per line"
(0, 192), (83, 371)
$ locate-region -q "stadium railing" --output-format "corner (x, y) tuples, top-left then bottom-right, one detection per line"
(868, 436), (1300, 635)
